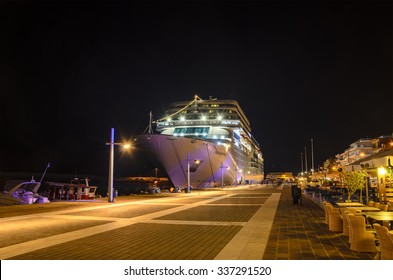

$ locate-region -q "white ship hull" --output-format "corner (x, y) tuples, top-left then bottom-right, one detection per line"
(137, 134), (263, 189)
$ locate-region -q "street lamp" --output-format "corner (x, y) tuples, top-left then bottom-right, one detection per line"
(378, 167), (387, 202)
(311, 138), (314, 175)
(186, 152), (191, 193)
(106, 128), (131, 203)
(220, 162), (228, 188)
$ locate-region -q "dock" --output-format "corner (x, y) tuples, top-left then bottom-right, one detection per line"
(0, 184), (376, 260)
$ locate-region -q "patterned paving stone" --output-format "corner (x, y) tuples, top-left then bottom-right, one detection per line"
(0, 218), (110, 247)
(63, 204), (180, 218)
(0, 202), (106, 218)
(231, 193), (272, 197)
(154, 205), (261, 222)
(9, 223), (242, 260)
(208, 197), (268, 204)
(262, 185), (376, 260)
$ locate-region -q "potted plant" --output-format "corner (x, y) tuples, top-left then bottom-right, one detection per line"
(339, 168), (367, 202)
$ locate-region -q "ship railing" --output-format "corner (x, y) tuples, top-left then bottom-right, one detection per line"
(156, 120), (240, 127)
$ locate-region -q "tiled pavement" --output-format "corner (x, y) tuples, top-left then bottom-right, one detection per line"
(263, 186), (375, 260)
(0, 184), (376, 260)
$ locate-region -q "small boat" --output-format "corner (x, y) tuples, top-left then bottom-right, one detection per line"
(0, 163), (51, 206)
(44, 178), (98, 201)
(0, 179), (50, 206)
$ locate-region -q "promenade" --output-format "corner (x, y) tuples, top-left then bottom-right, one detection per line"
(0, 184), (376, 260)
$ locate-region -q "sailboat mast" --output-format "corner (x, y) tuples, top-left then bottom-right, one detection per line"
(39, 162), (51, 183)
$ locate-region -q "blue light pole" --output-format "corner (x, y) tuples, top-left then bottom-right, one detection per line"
(106, 128), (131, 203)
(187, 152), (190, 193)
(107, 128), (115, 203)
(220, 163), (227, 188)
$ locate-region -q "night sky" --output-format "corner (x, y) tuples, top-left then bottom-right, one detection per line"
(0, 1), (392, 178)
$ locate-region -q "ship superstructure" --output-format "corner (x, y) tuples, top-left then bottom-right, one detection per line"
(137, 95), (264, 189)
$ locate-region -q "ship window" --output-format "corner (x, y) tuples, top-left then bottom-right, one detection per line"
(174, 127), (209, 134)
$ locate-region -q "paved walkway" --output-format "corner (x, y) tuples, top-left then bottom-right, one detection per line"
(264, 185), (375, 260)
(0, 184), (376, 260)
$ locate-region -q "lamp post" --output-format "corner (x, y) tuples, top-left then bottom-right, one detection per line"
(365, 173), (369, 205)
(186, 152), (190, 193)
(300, 152), (303, 174)
(304, 146), (308, 174)
(311, 138), (314, 175)
(106, 128), (131, 203)
(221, 165), (224, 188)
(184, 153), (201, 192)
(378, 167), (387, 203)
(220, 162), (227, 188)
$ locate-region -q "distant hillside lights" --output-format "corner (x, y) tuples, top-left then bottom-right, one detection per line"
(335, 136), (392, 166)
(309, 134), (393, 203)
(304, 137), (393, 178)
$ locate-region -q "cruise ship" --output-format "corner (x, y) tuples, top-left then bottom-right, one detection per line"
(136, 95), (264, 189)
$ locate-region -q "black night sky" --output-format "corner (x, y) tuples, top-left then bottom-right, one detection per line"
(0, 1), (392, 178)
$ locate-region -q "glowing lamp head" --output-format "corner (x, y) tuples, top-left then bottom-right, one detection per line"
(378, 167), (387, 176)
